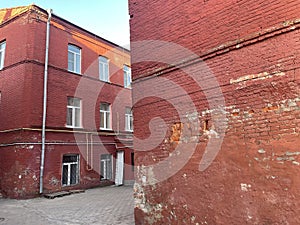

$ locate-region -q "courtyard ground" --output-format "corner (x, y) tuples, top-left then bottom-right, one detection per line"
(0, 185), (135, 225)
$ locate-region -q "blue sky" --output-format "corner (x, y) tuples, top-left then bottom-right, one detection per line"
(0, 0), (130, 47)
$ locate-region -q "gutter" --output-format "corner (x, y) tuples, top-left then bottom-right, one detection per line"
(40, 8), (52, 195)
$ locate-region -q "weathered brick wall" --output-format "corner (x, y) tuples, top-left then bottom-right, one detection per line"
(129, 0), (300, 224)
(0, 6), (133, 198)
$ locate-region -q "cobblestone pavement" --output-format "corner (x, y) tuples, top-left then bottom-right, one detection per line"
(0, 185), (135, 225)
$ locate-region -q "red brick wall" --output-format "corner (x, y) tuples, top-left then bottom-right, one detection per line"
(130, 0), (300, 224)
(0, 6), (133, 198)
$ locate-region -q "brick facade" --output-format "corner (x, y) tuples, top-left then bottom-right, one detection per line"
(0, 5), (133, 198)
(129, 0), (300, 224)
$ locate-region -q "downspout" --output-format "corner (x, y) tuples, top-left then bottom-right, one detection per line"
(40, 9), (52, 194)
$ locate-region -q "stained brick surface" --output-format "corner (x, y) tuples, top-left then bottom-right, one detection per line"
(0, 5), (133, 199)
(129, 0), (300, 224)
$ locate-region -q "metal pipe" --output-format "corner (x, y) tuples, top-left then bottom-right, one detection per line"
(0, 127), (119, 136)
(40, 8), (52, 194)
(0, 142), (119, 147)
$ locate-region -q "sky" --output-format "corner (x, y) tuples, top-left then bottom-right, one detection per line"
(0, 0), (130, 47)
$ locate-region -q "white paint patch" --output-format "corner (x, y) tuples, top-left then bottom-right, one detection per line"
(230, 71), (285, 84)
(240, 183), (251, 192)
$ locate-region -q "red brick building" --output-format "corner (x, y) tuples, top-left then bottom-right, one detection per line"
(129, 0), (300, 224)
(0, 4), (134, 199)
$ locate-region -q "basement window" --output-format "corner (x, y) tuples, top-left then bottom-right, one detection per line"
(62, 154), (79, 186)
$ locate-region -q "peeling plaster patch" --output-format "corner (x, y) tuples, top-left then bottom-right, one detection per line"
(258, 149), (266, 154)
(27, 145), (34, 150)
(230, 71), (285, 84)
(275, 152), (300, 165)
(32, 174), (37, 181)
(134, 182), (163, 224)
(138, 166), (158, 186)
(49, 176), (59, 186)
(266, 175), (276, 180)
(285, 152), (300, 156)
(241, 183), (251, 192)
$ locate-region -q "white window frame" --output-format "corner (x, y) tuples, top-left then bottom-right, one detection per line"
(100, 154), (113, 180)
(0, 41), (6, 70)
(99, 56), (109, 82)
(66, 97), (82, 128)
(125, 107), (133, 131)
(123, 65), (131, 88)
(68, 44), (81, 74)
(62, 154), (79, 186)
(100, 103), (112, 130)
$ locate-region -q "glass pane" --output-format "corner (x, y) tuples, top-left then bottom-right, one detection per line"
(67, 108), (72, 126)
(99, 63), (104, 80)
(75, 108), (81, 127)
(106, 112), (110, 129)
(62, 165), (68, 185)
(68, 52), (74, 71)
(125, 107), (131, 114)
(0, 42), (5, 50)
(67, 97), (73, 105)
(100, 160), (105, 179)
(99, 56), (108, 63)
(68, 45), (80, 53)
(100, 103), (108, 111)
(100, 111), (104, 128)
(70, 164), (78, 184)
(104, 65), (108, 80)
(63, 155), (78, 163)
(107, 156), (112, 179)
(130, 116), (133, 129)
(73, 98), (80, 107)
(75, 54), (80, 73)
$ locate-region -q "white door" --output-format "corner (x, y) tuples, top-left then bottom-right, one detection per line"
(115, 151), (124, 185)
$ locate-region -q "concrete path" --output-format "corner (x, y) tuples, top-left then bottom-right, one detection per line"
(0, 185), (135, 225)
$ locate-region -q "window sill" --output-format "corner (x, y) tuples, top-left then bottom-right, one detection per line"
(66, 125), (83, 129)
(99, 128), (113, 131)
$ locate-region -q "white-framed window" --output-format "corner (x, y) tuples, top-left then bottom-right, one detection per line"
(99, 56), (109, 82)
(100, 154), (112, 180)
(125, 107), (133, 131)
(0, 41), (6, 70)
(123, 65), (131, 88)
(66, 97), (81, 128)
(68, 44), (81, 74)
(62, 154), (79, 186)
(100, 103), (111, 130)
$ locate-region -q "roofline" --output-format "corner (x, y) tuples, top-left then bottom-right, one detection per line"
(1, 4), (130, 52)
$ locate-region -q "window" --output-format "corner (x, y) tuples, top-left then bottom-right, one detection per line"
(0, 41), (6, 70)
(100, 154), (112, 180)
(67, 97), (81, 128)
(125, 107), (133, 131)
(100, 103), (111, 130)
(68, 44), (81, 73)
(99, 56), (109, 82)
(123, 65), (131, 88)
(62, 154), (79, 186)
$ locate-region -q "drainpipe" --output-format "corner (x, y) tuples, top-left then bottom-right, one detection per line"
(40, 9), (52, 194)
